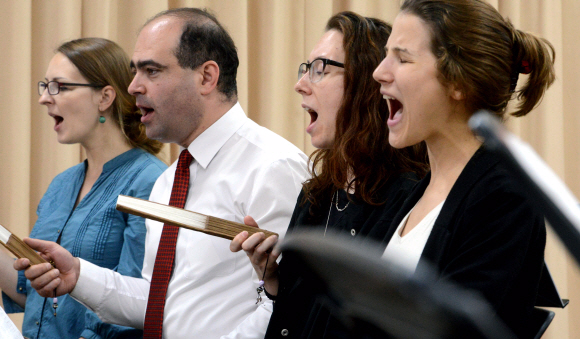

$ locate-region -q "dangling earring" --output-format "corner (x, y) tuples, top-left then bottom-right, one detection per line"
(98, 104), (106, 123)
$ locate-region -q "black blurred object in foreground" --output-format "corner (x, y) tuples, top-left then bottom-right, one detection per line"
(280, 230), (517, 339)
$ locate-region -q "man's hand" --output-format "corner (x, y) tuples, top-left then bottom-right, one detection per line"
(13, 238), (81, 297)
(230, 216), (280, 295)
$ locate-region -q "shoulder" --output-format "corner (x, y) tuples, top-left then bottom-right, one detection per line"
(444, 148), (544, 234)
(52, 161), (85, 181)
(461, 152), (522, 206)
(121, 150), (167, 183)
(46, 162), (85, 190)
(114, 150), (168, 195)
(235, 119), (308, 165)
(127, 149), (167, 174)
(36, 163), (85, 215)
(226, 120), (310, 188)
(100, 148), (167, 184)
(440, 147), (509, 208)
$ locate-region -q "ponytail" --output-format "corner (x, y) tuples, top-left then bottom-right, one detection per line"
(510, 28), (556, 117)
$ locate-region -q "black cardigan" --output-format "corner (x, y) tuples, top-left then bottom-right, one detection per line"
(378, 147), (546, 339)
(265, 173), (420, 339)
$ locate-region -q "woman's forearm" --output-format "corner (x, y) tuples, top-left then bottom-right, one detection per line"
(0, 247), (26, 308)
(264, 274), (279, 297)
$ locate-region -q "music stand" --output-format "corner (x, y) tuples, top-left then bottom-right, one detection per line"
(280, 230), (517, 339)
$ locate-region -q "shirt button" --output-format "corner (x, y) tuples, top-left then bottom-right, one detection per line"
(351, 229), (356, 236)
(36, 321), (39, 325)
(18, 287), (23, 291)
(57, 230), (60, 233)
(281, 329), (289, 336)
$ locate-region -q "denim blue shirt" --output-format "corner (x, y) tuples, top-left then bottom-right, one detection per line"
(2, 148), (166, 339)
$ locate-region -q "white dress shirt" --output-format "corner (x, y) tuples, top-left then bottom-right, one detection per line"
(71, 103), (309, 338)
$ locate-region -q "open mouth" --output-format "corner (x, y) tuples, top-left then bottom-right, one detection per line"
(388, 98), (402, 119)
(305, 108), (319, 134)
(137, 102), (155, 123)
(141, 106), (154, 116)
(49, 114), (63, 128)
(386, 97), (403, 126)
(307, 109), (318, 124)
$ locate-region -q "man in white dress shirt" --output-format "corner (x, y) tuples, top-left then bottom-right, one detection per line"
(16, 8), (309, 339)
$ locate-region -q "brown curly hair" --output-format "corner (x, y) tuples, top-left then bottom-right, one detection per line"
(302, 11), (428, 214)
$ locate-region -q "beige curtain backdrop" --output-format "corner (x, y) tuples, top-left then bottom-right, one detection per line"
(0, 0), (577, 337)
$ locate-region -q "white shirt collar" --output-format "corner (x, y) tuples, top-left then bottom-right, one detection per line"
(186, 102), (246, 169)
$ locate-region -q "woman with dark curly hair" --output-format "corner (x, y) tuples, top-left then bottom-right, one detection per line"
(231, 11), (427, 338)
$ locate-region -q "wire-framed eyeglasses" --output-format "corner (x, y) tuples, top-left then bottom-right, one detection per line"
(298, 58), (345, 83)
(38, 81), (104, 96)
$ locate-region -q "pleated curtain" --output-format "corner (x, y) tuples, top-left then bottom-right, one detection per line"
(0, 1), (578, 337)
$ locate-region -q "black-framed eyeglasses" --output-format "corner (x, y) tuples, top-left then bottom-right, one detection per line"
(38, 81), (104, 96)
(298, 58), (345, 83)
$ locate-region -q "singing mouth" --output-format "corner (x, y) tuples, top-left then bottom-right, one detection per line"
(306, 108), (318, 125)
(49, 113), (63, 127)
(138, 105), (154, 116)
(385, 96), (403, 120)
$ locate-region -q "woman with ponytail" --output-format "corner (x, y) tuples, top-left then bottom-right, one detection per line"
(373, 0), (555, 337)
(0, 38), (166, 339)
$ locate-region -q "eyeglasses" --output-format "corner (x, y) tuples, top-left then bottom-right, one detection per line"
(298, 58), (345, 83)
(38, 81), (103, 96)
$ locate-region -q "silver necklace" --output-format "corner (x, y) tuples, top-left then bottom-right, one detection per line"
(324, 191), (349, 236)
(334, 190), (350, 211)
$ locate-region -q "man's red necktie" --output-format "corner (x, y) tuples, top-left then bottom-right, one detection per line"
(144, 149), (193, 338)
